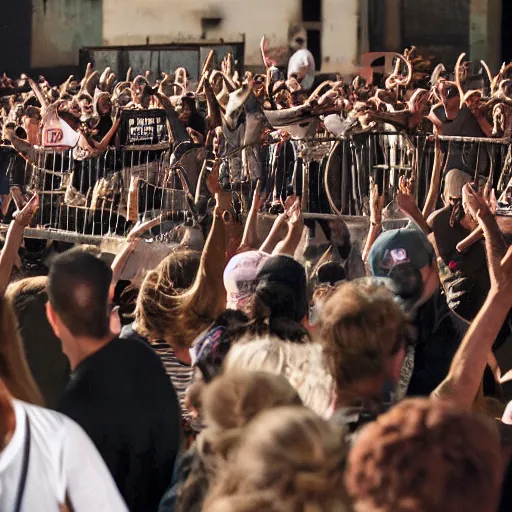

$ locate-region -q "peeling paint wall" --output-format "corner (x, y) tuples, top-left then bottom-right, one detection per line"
(31, 0), (103, 68)
(103, 0), (360, 72)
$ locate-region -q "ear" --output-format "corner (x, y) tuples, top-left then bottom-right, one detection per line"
(45, 302), (61, 338)
(388, 345), (406, 384)
(109, 308), (121, 337)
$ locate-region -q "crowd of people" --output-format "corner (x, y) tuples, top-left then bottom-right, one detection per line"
(0, 41), (511, 228)
(1, 37), (512, 512)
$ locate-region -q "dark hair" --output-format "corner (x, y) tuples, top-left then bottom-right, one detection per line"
(317, 262), (346, 286)
(47, 248), (112, 339)
(445, 85), (460, 99)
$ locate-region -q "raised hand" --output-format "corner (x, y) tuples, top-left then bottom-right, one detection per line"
(369, 177), (384, 224)
(396, 175), (417, 215)
(462, 183), (492, 224)
(13, 193), (39, 227)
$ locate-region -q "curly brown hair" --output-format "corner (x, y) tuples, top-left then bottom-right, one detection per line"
(317, 280), (412, 392)
(345, 399), (503, 512)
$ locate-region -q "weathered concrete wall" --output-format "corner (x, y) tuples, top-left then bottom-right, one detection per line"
(31, 0), (103, 68)
(103, 0), (360, 72)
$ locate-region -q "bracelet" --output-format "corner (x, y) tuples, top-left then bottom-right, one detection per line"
(370, 220), (382, 227)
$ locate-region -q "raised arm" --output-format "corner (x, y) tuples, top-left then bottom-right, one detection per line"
(154, 92), (190, 145)
(239, 180), (263, 251)
(0, 194), (39, 295)
(94, 110), (122, 153)
(273, 197), (304, 257)
(183, 159), (232, 318)
(396, 175), (431, 235)
(422, 140), (444, 218)
(111, 216), (165, 286)
(362, 178), (384, 263)
(432, 185), (511, 409)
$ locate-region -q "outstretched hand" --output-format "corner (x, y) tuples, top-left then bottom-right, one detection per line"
(13, 193), (39, 227)
(369, 177), (384, 224)
(462, 183), (493, 225)
(396, 175), (417, 215)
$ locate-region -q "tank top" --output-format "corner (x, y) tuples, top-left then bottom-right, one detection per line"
(434, 105), (488, 175)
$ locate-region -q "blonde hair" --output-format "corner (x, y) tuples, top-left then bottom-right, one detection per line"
(0, 296), (43, 405)
(204, 406), (350, 512)
(318, 281), (411, 392)
(177, 371), (302, 512)
(345, 399), (503, 512)
(224, 335), (334, 417)
(443, 168), (472, 203)
(134, 250), (202, 348)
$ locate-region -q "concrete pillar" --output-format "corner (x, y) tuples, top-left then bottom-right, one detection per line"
(470, 0), (502, 72)
(321, 0), (359, 76)
(384, 0), (402, 52)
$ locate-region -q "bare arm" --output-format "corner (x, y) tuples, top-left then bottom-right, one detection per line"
(259, 215), (287, 254)
(362, 178), (384, 263)
(475, 110), (493, 138)
(111, 216), (165, 285)
(422, 141), (444, 218)
(95, 117), (121, 153)
(273, 199), (304, 257)
(183, 160), (231, 318)
(0, 194), (39, 295)
(432, 186), (511, 408)
(239, 180), (263, 251)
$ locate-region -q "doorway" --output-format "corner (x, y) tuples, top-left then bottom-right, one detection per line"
(502, 0), (512, 63)
(302, 0), (322, 70)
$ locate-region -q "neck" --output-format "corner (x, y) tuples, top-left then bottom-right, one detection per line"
(444, 103), (459, 119)
(335, 377), (387, 408)
(0, 381), (15, 452)
(64, 333), (114, 371)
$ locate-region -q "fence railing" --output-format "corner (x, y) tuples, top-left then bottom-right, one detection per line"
(1, 133), (511, 241)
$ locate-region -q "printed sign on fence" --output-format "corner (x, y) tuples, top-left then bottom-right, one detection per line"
(119, 109), (168, 147)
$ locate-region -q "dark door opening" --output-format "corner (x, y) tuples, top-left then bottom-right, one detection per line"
(302, 0), (322, 70)
(0, 0), (31, 76)
(502, 0), (512, 63)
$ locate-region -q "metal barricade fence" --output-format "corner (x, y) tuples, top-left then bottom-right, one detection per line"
(0, 134), (510, 243)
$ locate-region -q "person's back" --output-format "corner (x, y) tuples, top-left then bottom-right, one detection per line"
(287, 37), (316, 91)
(58, 336), (182, 511)
(46, 248), (182, 511)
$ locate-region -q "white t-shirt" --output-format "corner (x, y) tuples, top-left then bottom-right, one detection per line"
(0, 400), (128, 512)
(287, 48), (316, 91)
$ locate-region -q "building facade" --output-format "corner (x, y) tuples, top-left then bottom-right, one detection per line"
(0, 0), (507, 81)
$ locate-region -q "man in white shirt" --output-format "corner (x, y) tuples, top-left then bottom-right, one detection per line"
(287, 37), (316, 92)
(0, 378), (127, 511)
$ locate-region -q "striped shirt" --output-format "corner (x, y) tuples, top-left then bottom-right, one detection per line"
(120, 324), (199, 432)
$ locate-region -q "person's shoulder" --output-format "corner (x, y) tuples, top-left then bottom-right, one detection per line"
(428, 205), (451, 227)
(17, 399), (68, 433)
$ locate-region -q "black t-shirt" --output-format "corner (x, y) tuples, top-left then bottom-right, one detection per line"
(58, 336), (182, 512)
(431, 206), (491, 322)
(406, 290), (466, 397)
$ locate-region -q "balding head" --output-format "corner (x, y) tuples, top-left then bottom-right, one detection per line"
(47, 248), (112, 340)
